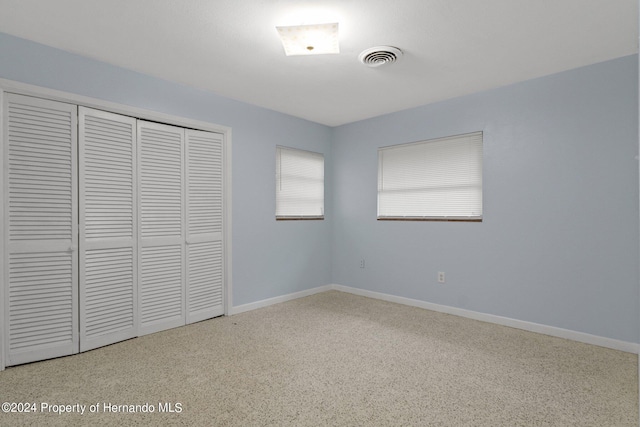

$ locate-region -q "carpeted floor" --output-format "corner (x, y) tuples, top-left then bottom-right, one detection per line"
(0, 290), (637, 426)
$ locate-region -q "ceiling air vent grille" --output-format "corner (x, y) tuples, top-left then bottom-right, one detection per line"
(358, 46), (403, 68)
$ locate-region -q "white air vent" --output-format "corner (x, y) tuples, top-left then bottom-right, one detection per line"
(358, 46), (403, 68)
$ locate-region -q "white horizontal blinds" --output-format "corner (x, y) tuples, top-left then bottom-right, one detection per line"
(275, 146), (324, 218)
(4, 93), (79, 365)
(186, 130), (224, 323)
(138, 121), (185, 335)
(378, 132), (483, 219)
(79, 107), (137, 352)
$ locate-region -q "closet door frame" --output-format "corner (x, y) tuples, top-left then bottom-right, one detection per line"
(0, 89), (5, 372)
(0, 79), (233, 371)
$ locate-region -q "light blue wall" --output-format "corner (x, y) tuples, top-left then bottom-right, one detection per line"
(1, 33), (638, 343)
(0, 32), (333, 307)
(331, 55), (639, 343)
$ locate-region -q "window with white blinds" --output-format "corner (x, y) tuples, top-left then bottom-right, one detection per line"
(378, 132), (483, 221)
(276, 146), (324, 219)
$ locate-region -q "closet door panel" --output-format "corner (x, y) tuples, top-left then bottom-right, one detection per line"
(186, 130), (224, 323)
(4, 94), (79, 366)
(140, 244), (183, 325)
(138, 121), (185, 335)
(79, 107), (137, 352)
(187, 241), (223, 322)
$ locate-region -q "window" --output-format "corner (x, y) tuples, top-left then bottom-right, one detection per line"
(377, 131), (483, 221)
(276, 146), (324, 220)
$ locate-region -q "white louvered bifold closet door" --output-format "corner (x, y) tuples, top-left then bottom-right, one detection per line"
(137, 121), (185, 335)
(186, 130), (224, 323)
(4, 94), (79, 365)
(79, 107), (137, 352)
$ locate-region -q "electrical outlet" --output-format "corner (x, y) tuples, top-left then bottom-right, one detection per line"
(360, 259), (365, 269)
(438, 272), (445, 283)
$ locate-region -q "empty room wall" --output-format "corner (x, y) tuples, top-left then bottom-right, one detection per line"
(0, 32), (333, 308)
(1, 32), (638, 346)
(331, 54), (639, 344)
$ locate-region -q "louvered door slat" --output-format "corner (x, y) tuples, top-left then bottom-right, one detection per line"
(138, 121), (185, 335)
(140, 248), (183, 323)
(186, 130), (224, 323)
(79, 107), (137, 352)
(187, 241), (223, 316)
(4, 94), (79, 366)
(187, 131), (223, 237)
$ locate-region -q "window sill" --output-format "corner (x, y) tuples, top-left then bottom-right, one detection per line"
(377, 217), (482, 222)
(276, 217), (324, 221)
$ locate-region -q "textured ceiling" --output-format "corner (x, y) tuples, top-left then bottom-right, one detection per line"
(0, 0), (637, 126)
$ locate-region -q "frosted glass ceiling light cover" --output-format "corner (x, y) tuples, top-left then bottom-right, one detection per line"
(276, 23), (339, 56)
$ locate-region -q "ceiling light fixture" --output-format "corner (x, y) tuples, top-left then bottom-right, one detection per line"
(276, 23), (339, 56)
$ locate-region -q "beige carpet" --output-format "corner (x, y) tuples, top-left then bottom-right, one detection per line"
(0, 290), (637, 426)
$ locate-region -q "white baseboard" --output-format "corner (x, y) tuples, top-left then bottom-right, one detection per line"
(229, 283), (638, 354)
(330, 284), (640, 354)
(229, 285), (333, 315)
